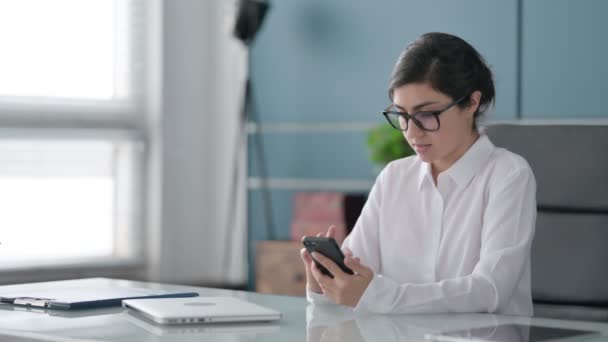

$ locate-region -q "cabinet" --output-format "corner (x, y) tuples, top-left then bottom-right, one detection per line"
(256, 241), (306, 296)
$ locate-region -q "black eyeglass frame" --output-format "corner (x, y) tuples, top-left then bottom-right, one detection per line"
(382, 95), (468, 132)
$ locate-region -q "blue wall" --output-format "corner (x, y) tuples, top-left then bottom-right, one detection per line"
(250, 0), (518, 123)
(522, 0), (608, 117)
(246, 0), (608, 287)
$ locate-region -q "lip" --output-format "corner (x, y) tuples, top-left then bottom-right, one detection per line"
(413, 144), (432, 154)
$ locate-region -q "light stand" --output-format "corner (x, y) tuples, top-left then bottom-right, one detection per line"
(222, 0), (272, 286)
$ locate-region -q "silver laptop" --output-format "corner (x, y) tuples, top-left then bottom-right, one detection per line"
(122, 297), (281, 325)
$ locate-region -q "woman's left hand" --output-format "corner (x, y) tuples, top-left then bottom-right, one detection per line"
(310, 248), (374, 308)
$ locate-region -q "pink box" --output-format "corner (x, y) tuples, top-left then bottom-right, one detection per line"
(290, 192), (347, 245)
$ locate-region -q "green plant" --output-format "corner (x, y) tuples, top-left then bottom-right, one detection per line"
(366, 123), (414, 165)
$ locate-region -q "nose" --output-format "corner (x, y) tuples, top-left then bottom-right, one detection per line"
(406, 120), (425, 140)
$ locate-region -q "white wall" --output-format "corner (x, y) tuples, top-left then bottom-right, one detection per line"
(147, 0), (247, 285)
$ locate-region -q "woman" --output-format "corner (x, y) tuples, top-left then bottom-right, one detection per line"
(300, 32), (536, 315)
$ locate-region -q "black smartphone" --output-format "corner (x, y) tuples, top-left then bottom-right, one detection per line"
(302, 237), (354, 278)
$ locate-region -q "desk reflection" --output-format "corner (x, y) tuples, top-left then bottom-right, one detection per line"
(306, 304), (532, 342)
(427, 324), (530, 342)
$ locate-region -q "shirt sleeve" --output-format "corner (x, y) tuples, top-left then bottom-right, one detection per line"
(353, 167), (537, 314)
(341, 165), (386, 271)
(305, 166), (387, 305)
(306, 303), (356, 328)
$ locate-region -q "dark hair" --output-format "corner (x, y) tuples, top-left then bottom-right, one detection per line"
(388, 32), (495, 130)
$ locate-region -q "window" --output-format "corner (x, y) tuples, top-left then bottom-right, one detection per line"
(0, 0), (149, 270)
(0, 0), (139, 103)
(0, 137), (142, 267)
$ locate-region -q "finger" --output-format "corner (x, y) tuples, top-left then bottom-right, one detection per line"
(326, 225), (336, 239)
(299, 248), (313, 270)
(344, 256), (374, 278)
(316, 232), (323, 237)
(311, 252), (345, 279)
(311, 261), (333, 289)
(342, 247), (353, 257)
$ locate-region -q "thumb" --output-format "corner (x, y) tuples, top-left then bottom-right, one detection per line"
(300, 248), (313, 271)
(326, 225), (336, 239)
(344, 257), (373, 278)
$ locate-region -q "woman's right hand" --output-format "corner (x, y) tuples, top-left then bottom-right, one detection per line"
(300, 225), (337, 294)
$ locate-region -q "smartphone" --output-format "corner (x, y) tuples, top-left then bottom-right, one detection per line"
(302, 237), (354, 278)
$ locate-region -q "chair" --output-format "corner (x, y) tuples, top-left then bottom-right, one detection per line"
(485, 123), (608, 321)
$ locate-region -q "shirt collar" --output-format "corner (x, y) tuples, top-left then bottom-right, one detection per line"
(417, 160), (432, 190)
(417, 134), (495, 190)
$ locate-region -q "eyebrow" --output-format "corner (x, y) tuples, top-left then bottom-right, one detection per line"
(395, 101), (439, 112)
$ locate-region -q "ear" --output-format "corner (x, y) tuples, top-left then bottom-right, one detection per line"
(466, 90), (482, 118)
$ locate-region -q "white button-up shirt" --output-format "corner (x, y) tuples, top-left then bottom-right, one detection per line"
(308, 134), (537, 316)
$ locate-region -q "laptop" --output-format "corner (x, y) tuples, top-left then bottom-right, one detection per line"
(123, 310), (280, 335)
(122, 297), (282, 325)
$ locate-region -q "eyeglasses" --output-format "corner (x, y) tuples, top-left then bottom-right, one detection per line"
(382, 95), (467, 132)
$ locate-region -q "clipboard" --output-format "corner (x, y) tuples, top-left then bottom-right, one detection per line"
(0, 279), (199, 310)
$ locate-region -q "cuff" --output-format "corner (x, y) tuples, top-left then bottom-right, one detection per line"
(353, 274), (385, 313)
(306, 288), (332, 305)
(306, 303), (355, 328)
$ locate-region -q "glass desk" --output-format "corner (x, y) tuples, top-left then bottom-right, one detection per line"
(0, 278), (606, 342)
